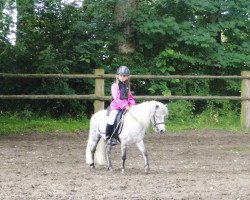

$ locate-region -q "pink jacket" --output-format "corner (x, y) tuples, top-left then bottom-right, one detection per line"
(109, 82), (136, 110)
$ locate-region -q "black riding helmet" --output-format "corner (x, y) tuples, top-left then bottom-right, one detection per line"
(117, 66), (130, 75)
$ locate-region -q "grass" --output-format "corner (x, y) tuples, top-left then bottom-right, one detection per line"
(167, 111), (246, 133)
(0, 114), (89, 135)
(0, 111), (248, 135)
(167, 119), (242, 133)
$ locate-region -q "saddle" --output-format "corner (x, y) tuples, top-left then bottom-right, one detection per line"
(106, 107), (126, 140)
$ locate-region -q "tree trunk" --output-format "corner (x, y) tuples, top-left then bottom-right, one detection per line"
(115, 0), (137, 54)
(211, 15), (222, 44)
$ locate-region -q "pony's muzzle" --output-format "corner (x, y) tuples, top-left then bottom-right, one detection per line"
(158, 124), (166, 134)
(153, 125), (165, 134)
(155, 126), (165, 134)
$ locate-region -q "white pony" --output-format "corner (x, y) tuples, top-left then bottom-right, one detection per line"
(85, 100), (168, 173)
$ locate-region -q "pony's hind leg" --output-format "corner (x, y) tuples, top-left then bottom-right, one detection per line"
(136, 140), (149, 173)
(120, 143), (127, 174)
(89, 135), (101, 169)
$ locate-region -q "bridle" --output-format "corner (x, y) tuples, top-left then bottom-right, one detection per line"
(152, 109), (165, 127)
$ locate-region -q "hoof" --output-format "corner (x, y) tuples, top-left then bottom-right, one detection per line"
(107, 167), (113, 172)
(144, 165), (150, 173)
(121, 168), (125, 174)
(90, 163), (95, 169)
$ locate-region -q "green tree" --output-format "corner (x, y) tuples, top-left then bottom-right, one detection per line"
(0, 0), (249, 117)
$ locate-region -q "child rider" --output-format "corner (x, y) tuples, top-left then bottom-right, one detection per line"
(105, 66), (136, 145)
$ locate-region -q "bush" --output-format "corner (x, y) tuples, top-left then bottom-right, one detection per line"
(167, 100), (194, 123)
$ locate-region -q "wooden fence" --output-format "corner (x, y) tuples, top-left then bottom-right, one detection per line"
(0, 70), (250, 129)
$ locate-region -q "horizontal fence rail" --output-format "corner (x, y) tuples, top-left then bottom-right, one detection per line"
(1, 73), (250, 79)
(1, 73), (250, 101)
(0, 70), (249, 129)
(0, 95), (250, 101)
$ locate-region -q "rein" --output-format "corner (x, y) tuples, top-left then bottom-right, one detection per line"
(128, 108), (164, 128)
(110, 112), (126, 138)
(128, 110), (144, 126)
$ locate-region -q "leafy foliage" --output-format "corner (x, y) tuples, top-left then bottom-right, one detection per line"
(0, 0), (249, 117)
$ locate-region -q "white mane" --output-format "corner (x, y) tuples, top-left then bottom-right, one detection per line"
(128, 100), (168, 127)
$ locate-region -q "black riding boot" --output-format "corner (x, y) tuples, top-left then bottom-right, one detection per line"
(105, 124), (117, 146)
(105, 124), (113, 140)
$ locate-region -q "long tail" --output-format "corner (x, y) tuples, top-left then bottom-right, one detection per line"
(85, 125), (106, 165)
(95, 138), (106, 165)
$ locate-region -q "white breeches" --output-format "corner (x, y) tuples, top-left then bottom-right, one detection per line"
(107, 110), (119, 125)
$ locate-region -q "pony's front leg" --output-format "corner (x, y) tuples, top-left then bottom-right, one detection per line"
(121, 143), (127, 174)
(106, 143), (113, 171)
(136, 140), (149, 173)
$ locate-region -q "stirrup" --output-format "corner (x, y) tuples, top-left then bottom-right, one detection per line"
(107, 138), (117, 146)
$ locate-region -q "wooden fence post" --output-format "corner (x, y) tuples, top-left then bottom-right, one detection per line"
(94, 69), (105, 113)
(241, 71), (250, 129)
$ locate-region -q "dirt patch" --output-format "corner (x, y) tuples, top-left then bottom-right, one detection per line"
(0, 131), (250, 200)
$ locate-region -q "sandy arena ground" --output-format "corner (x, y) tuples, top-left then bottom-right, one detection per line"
(0, 130), (250, 200)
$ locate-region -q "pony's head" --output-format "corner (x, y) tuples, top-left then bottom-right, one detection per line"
(151, 102), (168, 134)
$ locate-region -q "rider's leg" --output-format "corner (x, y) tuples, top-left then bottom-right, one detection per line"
(105, 124), (117, 146)
(106, 110), (119, 145)
(105, 124), (113, 140)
